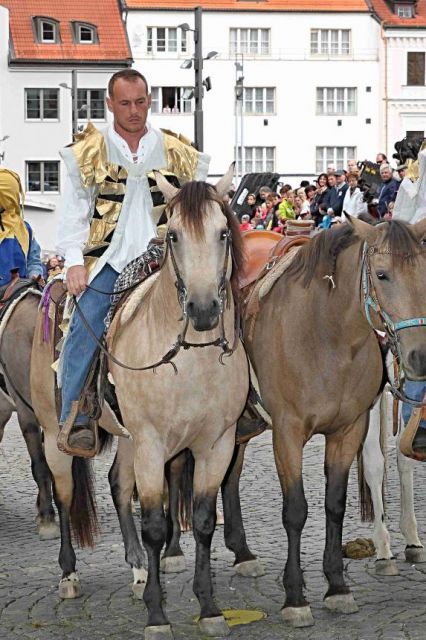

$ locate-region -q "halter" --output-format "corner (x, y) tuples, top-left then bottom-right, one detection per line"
(166, 226), (236, 362)
(361, 241), (426, 407)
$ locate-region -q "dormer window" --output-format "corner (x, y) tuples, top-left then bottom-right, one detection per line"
(33, 17), (60, 44)
(395, 3), (415, 17)
(71, 22), (98, 44)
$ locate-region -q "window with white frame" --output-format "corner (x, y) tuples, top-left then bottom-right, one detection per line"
(147, 27), (187, 54)
(316, 88), (357, 115)
(230, 28), (270, 55)
(316, 147), (356, 173)
(151, 87), (193, 114)
(310, 29), (351, 56)
(77, 89), (106, 120)
(396, 4), (414, 17)
(33, 17), (60, 43)
(26, 161), (60, 193)
(71, 22), (98, 44)
(243, 88), (275, 114)
(237, 146), (275, 175)
(25, 88), (59, 120)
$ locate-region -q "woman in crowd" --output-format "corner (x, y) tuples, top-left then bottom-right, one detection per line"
(341, 171), (368, 219)
(310, 173), (328, 226)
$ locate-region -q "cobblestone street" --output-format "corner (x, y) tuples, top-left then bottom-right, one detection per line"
(1, 414), (426, 640)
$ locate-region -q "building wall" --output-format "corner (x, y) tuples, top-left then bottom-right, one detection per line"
(128, 9), (381, 181)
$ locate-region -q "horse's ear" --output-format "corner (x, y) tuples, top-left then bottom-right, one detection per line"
(215, 162), (235, 198)
(154, 171), (179, 203)
(413, 217), (426, 242)
(345, 213), (379, 243)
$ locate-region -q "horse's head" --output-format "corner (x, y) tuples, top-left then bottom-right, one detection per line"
(155, 165), (243, 332)
(349, 216), (426, 380)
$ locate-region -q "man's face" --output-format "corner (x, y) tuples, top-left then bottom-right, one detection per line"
(376, 154), (386, 164)
(327, 165), (336, 174)
(380, 166), (392, 181)
(327, 175), (337, 187)
(336, 174), (346, 186)
(347, 159), (357, 171)
(107, 78), (151, 134)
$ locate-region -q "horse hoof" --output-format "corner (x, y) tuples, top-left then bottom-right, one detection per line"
(234, 559), (265, 577)
(281, 606), (314, 628)
(160, 555), (186, 573)
(38, 520), (60, 541)
(144, 624), (174, 640)
(375, 558), (399, 576)
(405, 546), (426, 563)
(198, 615), (230, 637)
(58, 573), (82, 599)
(324, 593), (358, 614)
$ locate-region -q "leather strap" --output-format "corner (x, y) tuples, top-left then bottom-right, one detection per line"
(399, 390), (426, 462)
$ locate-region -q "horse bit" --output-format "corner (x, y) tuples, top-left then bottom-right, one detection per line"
(361, 241), (426, 407)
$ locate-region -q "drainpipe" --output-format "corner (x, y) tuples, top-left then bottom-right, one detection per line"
(380, 21), (388, 156)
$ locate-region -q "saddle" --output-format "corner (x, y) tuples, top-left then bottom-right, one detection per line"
(0, 273), (41, 320)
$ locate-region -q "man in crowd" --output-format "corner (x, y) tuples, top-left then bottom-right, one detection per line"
(324, 170), (348, 218)
(377, 162), (399, 218)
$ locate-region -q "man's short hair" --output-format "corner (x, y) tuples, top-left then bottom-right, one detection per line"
(379, 163), (391, 174)
(259, 185), (272, 195)
(108, 69), (149, 97)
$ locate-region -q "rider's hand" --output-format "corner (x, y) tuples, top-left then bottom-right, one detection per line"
(66, 265), (88, 296)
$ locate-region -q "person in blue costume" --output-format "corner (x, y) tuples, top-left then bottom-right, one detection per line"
(0, 168), (43, 286)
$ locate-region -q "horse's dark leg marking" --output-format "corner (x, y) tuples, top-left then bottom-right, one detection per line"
(221, 443), (256, 564)
(141, 504), (169, 627)
(163, 453), (185, 560)
(193, 494), (221, 619)
(282, 481), (308, 607)
(323, 465), (351, 597)
(53, 483), (76, 579)
(109, 451), (145, 571)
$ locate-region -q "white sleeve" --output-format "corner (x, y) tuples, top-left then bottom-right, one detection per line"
(56, 172), (95, 269)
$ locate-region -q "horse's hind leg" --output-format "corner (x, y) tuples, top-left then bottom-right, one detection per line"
(0, 391), (13, 443)
(323, 415), (368, 614)
(396, 424), (426, 563)
(161, 451), (186, 573)
(108, 437), (147, 598)
(15, 403), (59, 540)
(221, 443), (264, 577)
(362, 396), (398, 575)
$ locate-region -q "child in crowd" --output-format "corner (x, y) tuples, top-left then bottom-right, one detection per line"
(240, 214), (252, 232)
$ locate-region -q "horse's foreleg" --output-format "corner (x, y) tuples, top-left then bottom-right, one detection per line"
(16, 404), (59, 540)
(273, 423), (313, 628)
(161, 451), (186, 573)
(362, 398), (397, 574)
(396, 427), (426, 563)
(221, 443), (264, 576)
(191, 428), (236, 638)
(323, 415), (367, 614)
(108, 437), (147, 598)
(44, 430), (81, 599)
(134, 442), (171, 636)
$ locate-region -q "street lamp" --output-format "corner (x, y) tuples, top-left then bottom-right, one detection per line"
(178, 7), (217, 151)
(234, 55), (244, 182)
(59, 69), (79, 136)
(0, 135), (10, 164)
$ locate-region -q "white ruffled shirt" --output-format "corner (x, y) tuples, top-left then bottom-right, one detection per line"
(57, 123), (210, 282)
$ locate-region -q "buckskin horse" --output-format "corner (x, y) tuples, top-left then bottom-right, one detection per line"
(0, 286), (59, 540)
(243, 216), (426, 628)
(30, 167), (250, 639)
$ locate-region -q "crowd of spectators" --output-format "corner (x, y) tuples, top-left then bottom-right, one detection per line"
(236, 152), (404, 234)
(42, 254), (64, 282)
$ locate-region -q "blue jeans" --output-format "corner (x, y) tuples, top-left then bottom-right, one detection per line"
(402, 379), (426, 430)
(60, 264), (119, 425)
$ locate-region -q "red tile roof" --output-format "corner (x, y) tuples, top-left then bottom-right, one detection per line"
(369, 0), (426, 27)
(1, 0), (132, 64)
(125, 0), (369, 11)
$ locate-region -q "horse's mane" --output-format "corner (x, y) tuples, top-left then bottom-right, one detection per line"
(168, 181), (244, 291)
(285, 220), (420, 288)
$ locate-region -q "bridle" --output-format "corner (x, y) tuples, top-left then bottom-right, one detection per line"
(361, 241), (426, 407)
(73, 218), (238, 374)
(165, 225), (236, 361)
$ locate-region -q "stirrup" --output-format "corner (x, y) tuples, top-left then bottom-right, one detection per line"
(57, 401), (99, 459)
(400, 406), (426, 462)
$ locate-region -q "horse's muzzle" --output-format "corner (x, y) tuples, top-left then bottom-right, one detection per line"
(187, 298), (220, 332)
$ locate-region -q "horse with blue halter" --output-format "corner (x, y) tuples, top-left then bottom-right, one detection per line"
(243, 215), (426, 627)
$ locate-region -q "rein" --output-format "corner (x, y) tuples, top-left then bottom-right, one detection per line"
(73, 227), (238, 373)
(361, 241), (426, 407)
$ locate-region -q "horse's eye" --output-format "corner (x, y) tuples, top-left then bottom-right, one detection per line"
(376, 271), (388, 281)
(421, 237), (426, 246)
(168, 231), (178, 243)
(220, 230), (228, 241)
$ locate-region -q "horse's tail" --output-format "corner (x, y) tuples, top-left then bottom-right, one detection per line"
(179, 449), (194, 532)
(70, 457), (99, 547)
(98, 427), (113, 455)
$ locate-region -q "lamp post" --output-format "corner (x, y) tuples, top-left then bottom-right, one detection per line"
(178, 7), (217, 151)
(234, 54), (244, 182)
(0, 135), (10, 165)
(59, 69), (78, 137)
